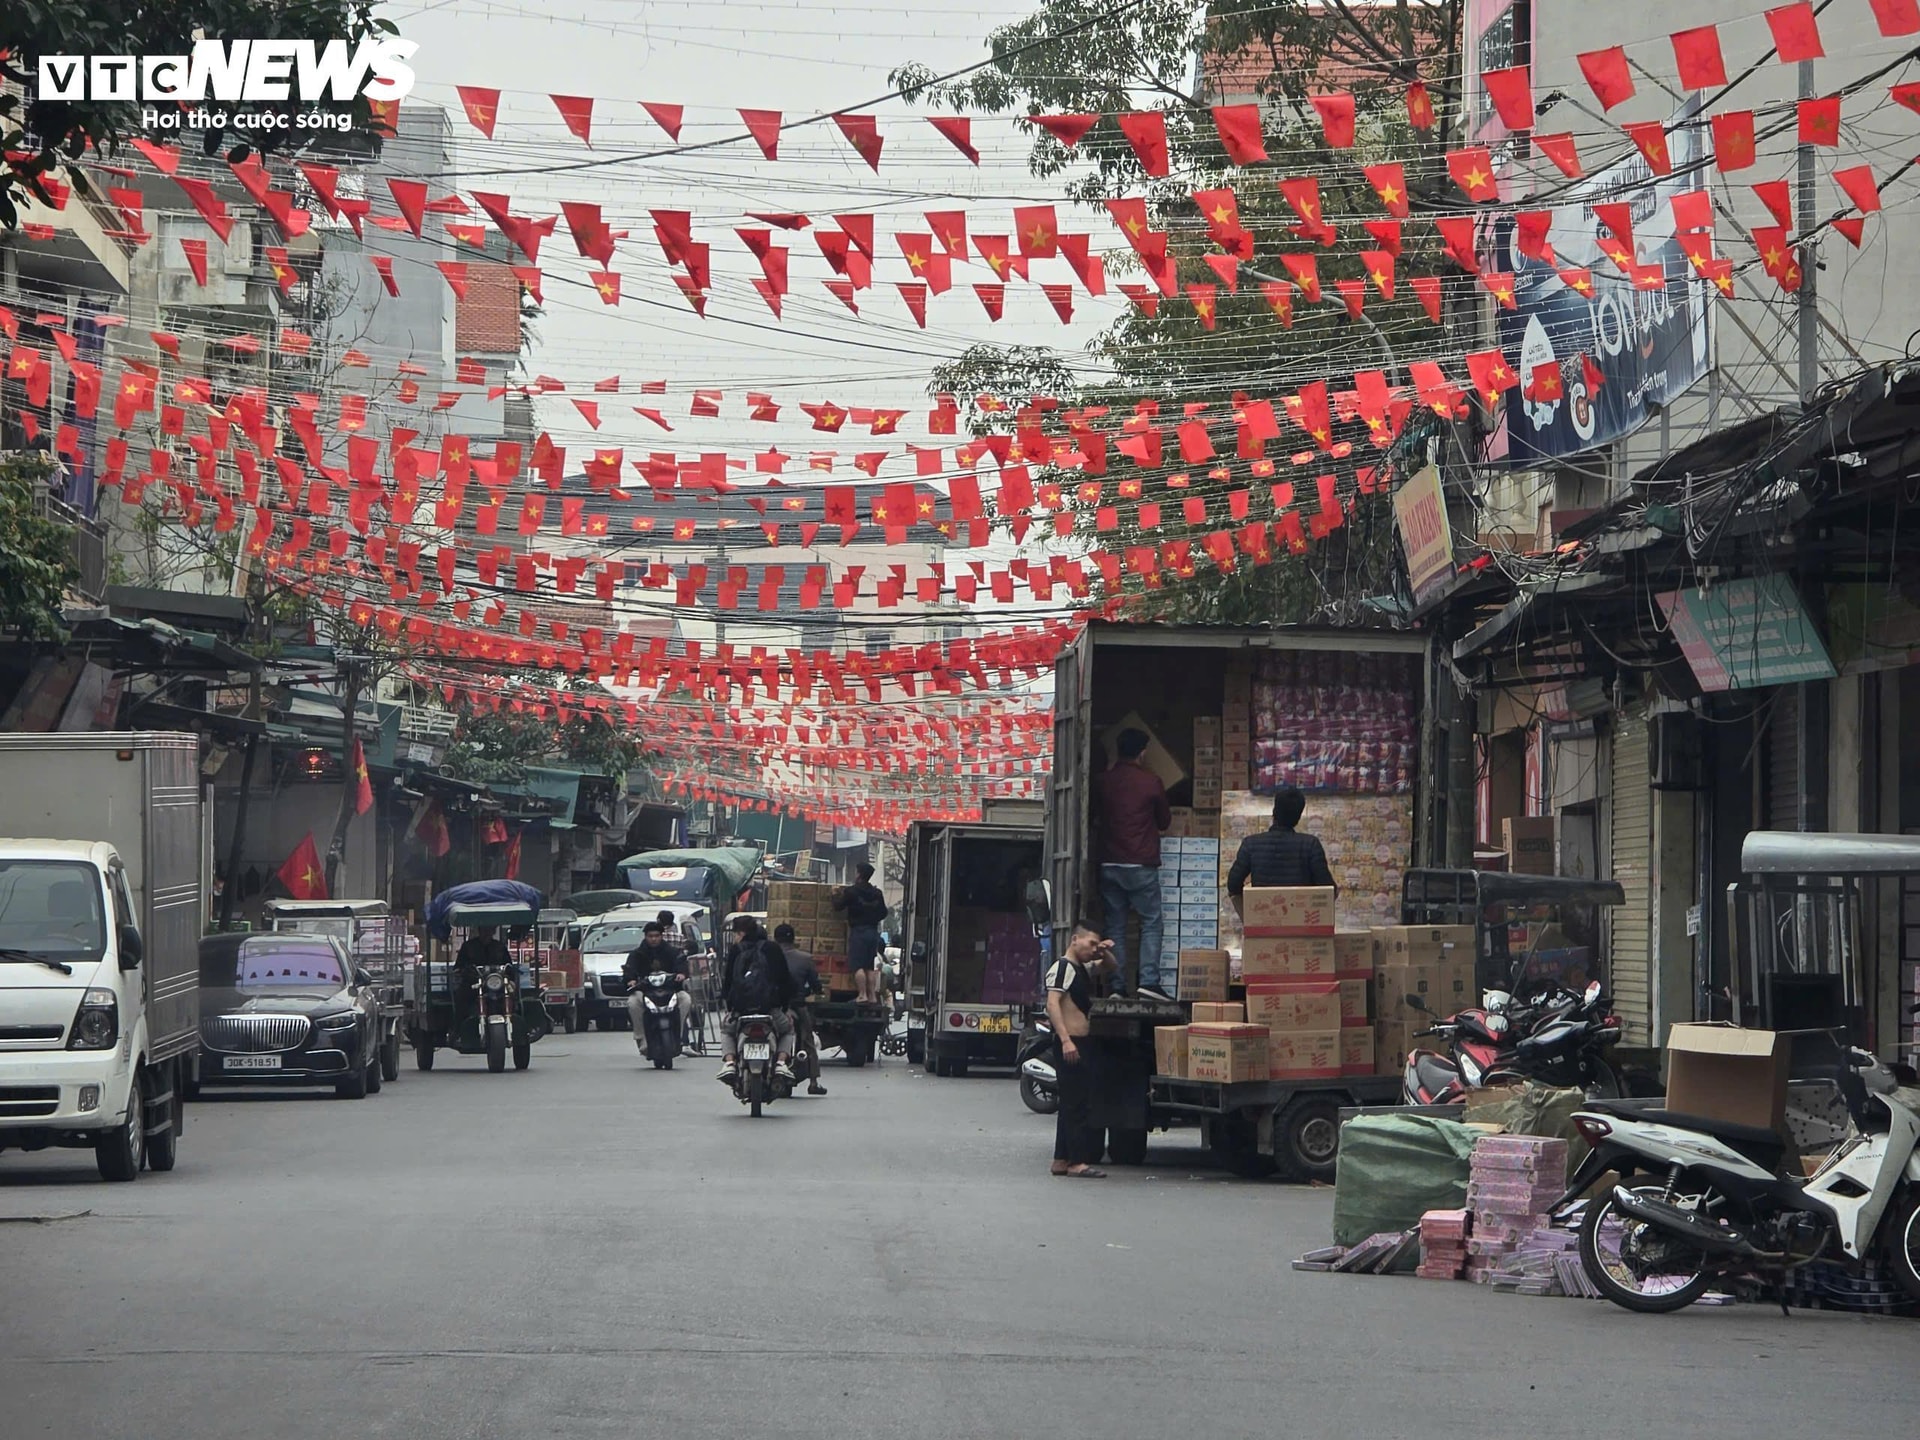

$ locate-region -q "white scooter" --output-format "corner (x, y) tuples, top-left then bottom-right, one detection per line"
(1562, 1036), (1920, 1313)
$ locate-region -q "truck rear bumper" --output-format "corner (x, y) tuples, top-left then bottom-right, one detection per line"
(0, 1049), (135, 1135)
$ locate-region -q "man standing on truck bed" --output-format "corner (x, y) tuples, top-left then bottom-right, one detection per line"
(831, 863), (888, 1005)
(1093, 728), (1171, 1000)
(1226, 786), (1337, 911)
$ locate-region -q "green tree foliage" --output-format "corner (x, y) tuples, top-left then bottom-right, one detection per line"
(443, 687), (639, 785)
(0, 1), (395, 223)
(0, 454), (80, 639)
(900, 0), (1463, 622)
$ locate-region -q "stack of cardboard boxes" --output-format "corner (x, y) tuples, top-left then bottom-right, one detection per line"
(1240, 886), (1372, 1078)
(767, 880), (852, 994)
(1369, 924), (1477, 1075)
(1161, 836), (1220, 984)
(1192, 716), (1224, 812)
(1154, 947), (1229, 1079)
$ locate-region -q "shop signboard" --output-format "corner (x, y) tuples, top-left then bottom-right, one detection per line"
(1492, 109), (1713, 466)
(1392, 465), (1454, 602)
(1657, 576), (1836, 692)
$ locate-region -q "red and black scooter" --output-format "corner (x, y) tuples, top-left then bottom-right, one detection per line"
(1400, 980), (1625, 1104)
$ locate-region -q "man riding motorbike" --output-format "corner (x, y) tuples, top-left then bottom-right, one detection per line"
(716, 914), (797, 1087)
(455, 924), (513, 999)
(623, 920), (693, 1050)
(775, 923), (827, 1097)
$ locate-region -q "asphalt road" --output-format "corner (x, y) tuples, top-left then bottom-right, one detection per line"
(3, 1029), (1918, 1440)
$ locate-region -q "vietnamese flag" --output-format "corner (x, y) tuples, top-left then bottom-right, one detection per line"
(352, 738), (373, 815)
(456, 86), (500, 138)
(277, 832), (328, 900)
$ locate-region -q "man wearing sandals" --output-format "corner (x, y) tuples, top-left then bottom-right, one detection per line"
(1046, 922), (1118, 1178)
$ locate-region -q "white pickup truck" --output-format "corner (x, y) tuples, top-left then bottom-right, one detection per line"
(0, 734), (205, 1181)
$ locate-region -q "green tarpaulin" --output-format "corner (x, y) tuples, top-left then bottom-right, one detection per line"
(1331, 1113), (1480, 1249)
(616, 846), (762, 901)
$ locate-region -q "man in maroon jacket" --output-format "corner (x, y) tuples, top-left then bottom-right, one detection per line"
(1093, 728), (1171, 999)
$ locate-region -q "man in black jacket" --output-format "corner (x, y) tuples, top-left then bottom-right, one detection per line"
(623, 921), (692, 1051)
(832, 862), (889, 1004)
(1226, 786), (1338, 914)
(774, 924), (827, 1096)
(716, 915), (796, 1085)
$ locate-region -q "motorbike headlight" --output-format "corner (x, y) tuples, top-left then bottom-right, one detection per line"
(68, 988), (119, 1050)
(485, 973), (505, 992)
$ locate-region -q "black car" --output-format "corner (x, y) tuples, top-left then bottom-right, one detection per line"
(193, 934), (383, 1099)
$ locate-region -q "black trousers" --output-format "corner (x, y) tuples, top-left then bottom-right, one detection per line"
(1052, 1044), (1100, 1165)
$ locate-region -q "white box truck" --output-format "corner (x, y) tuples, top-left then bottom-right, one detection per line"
(0, 733), (205, 1180)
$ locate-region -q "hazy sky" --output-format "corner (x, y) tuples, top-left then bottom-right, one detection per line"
(378, 0), (1133, 459)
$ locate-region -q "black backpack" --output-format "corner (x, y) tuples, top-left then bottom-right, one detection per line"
(731, 941), (781, 1012)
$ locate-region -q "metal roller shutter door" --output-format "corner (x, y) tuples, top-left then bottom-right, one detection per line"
(1609, 716), (1653, 1046)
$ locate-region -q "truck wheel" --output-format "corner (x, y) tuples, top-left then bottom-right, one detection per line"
(380, 1033), (401, 1082)
(415, 1034), (435, 1071)
(562, 1007), (577, 1034)
(96, 1072), (145, 1182)
(846, 1038), (869, 1069)
(512, 1039), (532, 1071)
(486, 1026), (508, 1073)
(905, 1029), (925, 1066)
(1275, 1096), (1342, 1184)
(1107, 1127), (1149, 1166)
(145, 1070), (180, 1173)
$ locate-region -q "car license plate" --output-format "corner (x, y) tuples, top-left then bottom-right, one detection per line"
(977, 1014), (1012, 1034)
(743, 1042), (771, 1061)
(225, 1054), (282, 1070)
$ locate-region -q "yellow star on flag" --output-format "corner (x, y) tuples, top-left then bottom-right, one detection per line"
(1025, 224), (1052, 249)
(1370, 269), (1388, 287)
(905, 251), (926, 270)
(917, 499), (934, 516)
(1210, 205), (1233, 225)
(1464, 167), (1490, 193)
(1378, 183), (1401, 205)
(1123, 217), (1143, 236)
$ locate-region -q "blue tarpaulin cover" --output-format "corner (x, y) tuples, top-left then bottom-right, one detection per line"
(426, 879), (547, 939)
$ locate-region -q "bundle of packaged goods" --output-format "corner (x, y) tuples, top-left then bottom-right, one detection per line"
(1370, 924), (1477, 1076)
(1192, 715), (1224, 813)
(1416, 1208), (1471, 1280)
(1215, 791), (1412, 947)
(1161, 835), (1222, 986)
(1249, 649), (1418, 796)
(1176, 947), (1229, 1003)
(978, 911), (1041, 1006)
(1463, 1136), (1569, 1284)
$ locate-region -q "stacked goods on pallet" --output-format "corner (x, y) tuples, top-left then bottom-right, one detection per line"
(1162, 835), (1222, 984)
(1482, 1227), (1586, 1297)
(1416, 1208), (1470, 1280)
(1464, 1136), (1567, 1284)
(1240, 886), (1339, 1080)
(767, 881), (852, 993)
(1370, 924), (1476, 1077)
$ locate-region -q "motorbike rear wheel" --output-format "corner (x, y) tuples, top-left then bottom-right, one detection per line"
(512, 1038), (531, 1071)
(1584, 1059), (1623, 1099)
(486, 1025), (508, 1073)
(747, 1069), (764, 1117)
(1882, 1191), (1920, 1303)
(1020, 1075), (1058, 1115)
(1579, 1182), (1717, 1313)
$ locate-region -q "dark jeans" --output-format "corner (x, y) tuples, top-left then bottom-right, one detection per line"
(792, 1004), (821, 1084)
(1052, 1041), (1100, 1166)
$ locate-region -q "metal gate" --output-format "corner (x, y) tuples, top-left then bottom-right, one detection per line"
(1045, 632), (1092, 958)
(1609, 715), (1653, 1045)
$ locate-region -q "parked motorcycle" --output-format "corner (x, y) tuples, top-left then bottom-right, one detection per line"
(730, 1013), (793, 1117)
(1017, 1020), (1059, 1115)
(1563, 1034), (1920, 1312)
(1400, 980), (1624, 1105)
(633, 970), (683, 1070)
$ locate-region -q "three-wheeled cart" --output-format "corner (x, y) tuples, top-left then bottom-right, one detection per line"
(810, 999), (890, 1067)
(407, 884), (552, 1072)
(262, 898), (409, 1084)
(536, 906), (581, 1032)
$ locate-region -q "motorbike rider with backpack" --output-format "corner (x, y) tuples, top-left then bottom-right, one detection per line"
(716, 914), (797, 1087)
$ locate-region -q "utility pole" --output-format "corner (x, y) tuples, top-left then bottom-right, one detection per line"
(1796, 58), (1819, 408)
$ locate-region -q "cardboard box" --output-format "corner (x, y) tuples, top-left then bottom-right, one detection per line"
(1193, 715), (1222, 742)
(1370, 925), (1475, 970)
(1371, 963), (1469, 1021)
(1186, 1023), (1270, 1083)
(1337, 972), (1371, 1026)
(1154, 1025), (1189, 1079)
(1503, 815), (1557, 876)
(1373, 1020), (1416, 1076)
(1242, 886), (1337, 936)
(1242, 933), (1338, 978)
(1339, 1026), (1375, 1076)
(1190, 1001), (1244, 1023)
(1269, 1029), (1342, 1079)
(1177, 949), (1229, 1002)
(1333, 932), (1372, 971)
(1245, 980), (1342, 1032)
(1665, 1024), (1790, 1137)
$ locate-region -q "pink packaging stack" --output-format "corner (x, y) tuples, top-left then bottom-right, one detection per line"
(1463, 1136), (1567, 1283)
(979, 915), (1041, 1006)
(1416, 1207), (1471, 1279)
